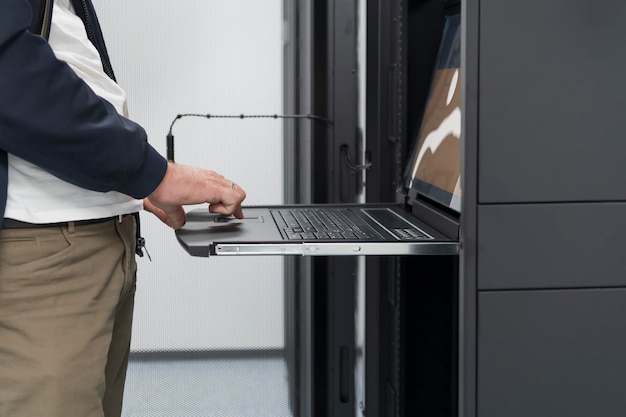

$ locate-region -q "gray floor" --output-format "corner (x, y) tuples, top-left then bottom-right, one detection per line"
(121, 355), (292, 417)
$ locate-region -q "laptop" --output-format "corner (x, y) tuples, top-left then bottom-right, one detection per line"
(176, 14), (462, 257)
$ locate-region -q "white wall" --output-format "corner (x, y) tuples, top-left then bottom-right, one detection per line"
(93, 1), (285, 351)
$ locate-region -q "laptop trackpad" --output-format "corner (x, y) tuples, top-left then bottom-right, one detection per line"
(214, 216), (264, 223)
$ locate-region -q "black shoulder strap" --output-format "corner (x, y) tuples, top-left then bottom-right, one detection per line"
(31, 0), (53, 39)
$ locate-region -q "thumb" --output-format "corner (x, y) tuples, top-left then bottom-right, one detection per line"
(162, 205), (187, 230)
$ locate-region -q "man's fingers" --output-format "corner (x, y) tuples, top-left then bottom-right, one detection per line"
(232, 206), (244, 219)
(151, 208), (172, 227)
(144, 198), (172, 227)
(148, 163), (246, 227)
(208, 202), (245, 218)
(213, 179), (246, 218)
(163, 205), (187, 230)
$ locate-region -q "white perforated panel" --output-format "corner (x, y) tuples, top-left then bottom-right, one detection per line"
(93, 0), (285, 352)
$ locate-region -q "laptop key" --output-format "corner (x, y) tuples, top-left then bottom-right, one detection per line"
(279, 208), (379, 241)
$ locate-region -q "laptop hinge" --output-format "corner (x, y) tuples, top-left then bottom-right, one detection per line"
(406, 192), (459, 239)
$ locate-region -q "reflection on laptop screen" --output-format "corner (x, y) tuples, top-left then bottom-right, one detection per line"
(403, 14), (461, 213)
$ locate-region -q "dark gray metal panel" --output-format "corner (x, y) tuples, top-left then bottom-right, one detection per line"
(325, 258), (358, 417)
(330, 0), (359, 204)
(478, 203), (626, 290)
(459, 0), (479, 416)
(478, 0), (626, 203)
(285, 0), (316, 205)
(403, 256), (459, 417)
(365, 0), (404, 204)
(478, 289), (626, 417)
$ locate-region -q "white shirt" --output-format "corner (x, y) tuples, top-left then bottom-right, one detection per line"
(5, 0), (142, 223)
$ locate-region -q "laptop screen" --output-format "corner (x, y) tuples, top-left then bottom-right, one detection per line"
(403, 14), (462, 213)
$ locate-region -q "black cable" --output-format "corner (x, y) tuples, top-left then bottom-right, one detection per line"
(341, 144), (372, 172)
(166, 113), (332, 162)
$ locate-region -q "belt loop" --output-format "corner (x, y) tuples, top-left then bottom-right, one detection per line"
(68, 221), (76, 234)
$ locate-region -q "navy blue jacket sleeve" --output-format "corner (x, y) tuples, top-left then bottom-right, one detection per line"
(0, 0), (167, 199)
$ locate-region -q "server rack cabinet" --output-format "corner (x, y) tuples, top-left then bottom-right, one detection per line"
(365, 1), (461, 417)
(461, 1), (626, 416)
(285, 0), (363, 416)
(288, 0), (464, 415)
(290, 0), (626, 416)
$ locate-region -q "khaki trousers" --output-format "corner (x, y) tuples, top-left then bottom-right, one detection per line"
(0, 215), (137, 417)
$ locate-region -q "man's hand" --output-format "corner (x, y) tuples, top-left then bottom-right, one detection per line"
(144, 162), (246, 229)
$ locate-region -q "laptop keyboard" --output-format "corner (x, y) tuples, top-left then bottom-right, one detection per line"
(273, 208), (375, 240)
